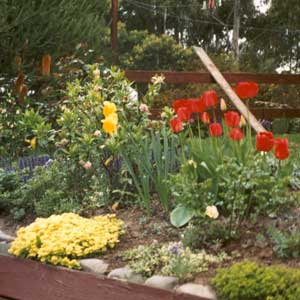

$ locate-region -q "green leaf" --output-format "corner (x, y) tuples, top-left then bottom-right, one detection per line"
(170, 205), (194, 228)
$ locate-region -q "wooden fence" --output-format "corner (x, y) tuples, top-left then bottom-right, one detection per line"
(125, 71), (300, 119)
(0, 256), (210, 300)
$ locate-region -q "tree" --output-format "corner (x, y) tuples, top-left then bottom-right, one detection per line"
(0, 0), (111, 72)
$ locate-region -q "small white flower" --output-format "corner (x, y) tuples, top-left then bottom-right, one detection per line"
(83, 161), (92, 170)
(151, 74), (165, 85)
(205, 205), (219, 219)
(94, 130), (101, 137)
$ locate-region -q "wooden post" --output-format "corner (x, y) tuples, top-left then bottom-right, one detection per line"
(233, 0), (240, 62)
(193, 46), (265, 133)
(111, 0), (118, 63)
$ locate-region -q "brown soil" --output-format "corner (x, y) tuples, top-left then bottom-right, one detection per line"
(1, 206), (300, 283)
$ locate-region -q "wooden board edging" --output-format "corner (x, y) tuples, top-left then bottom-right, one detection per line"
(125, 70), (300, 85)
(0, 256), (211, 300)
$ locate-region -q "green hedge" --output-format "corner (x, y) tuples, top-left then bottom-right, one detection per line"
(212, 261), (300, 300)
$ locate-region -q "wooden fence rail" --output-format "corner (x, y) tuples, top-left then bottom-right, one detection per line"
(0, 256), (210, 300)
(125, 71), (300, 85)
(125, 70), (300, 120)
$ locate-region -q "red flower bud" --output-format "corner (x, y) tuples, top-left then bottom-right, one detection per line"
(229, 127), (244, 141)
(209, 123), (223, 137)
(274, 138), (289, 160)
(256, 131), (274, 152)
(224, 111), (241, 128)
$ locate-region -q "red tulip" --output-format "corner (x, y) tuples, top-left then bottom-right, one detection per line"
(170, 117), (183, 133)
(235, 82), (259, 99)
(209, 123), (223, 137)
(201, 112), (210, 124)
(274, 138), (289, 160)
(173, 99), (189, 114)
(256, 131), (274, 152)
(177, 107), (190, 122)
(229, 128), (244, 141)
(202, 90), (217, 107)
(224, 111), (241, 128)
(187, 97), (206, 113)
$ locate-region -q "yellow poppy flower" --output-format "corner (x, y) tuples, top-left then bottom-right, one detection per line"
(101, 115), (118, 136)
(103, 101), (117, 117)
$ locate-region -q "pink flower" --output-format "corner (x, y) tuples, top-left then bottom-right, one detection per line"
(139, 103), (149, 113)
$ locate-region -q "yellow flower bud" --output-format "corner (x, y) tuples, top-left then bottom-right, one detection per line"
(239, 115), (247, 127)
(220, 98), (227, 111)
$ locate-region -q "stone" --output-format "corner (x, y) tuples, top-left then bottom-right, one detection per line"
(0, 243), (11, 256)
(108, 266), (144, 284)
(177, 283), (217, 300)
(0, 230), (14, 242)
(79, 259), (109, 275)
(145, 275), (178, 290)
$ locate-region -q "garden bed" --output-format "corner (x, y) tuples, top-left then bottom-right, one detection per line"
(1, 64), (300, 300)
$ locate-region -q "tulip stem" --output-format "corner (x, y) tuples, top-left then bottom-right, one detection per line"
(197, 117), (203, 151)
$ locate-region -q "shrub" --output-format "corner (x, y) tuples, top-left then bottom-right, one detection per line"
(268, 225), (300, 259)
(123, 242), (228, 281)
(212, 261), (300, 300)
(182, 220), (232, 250)
(0, 159), (110, 220)
(272, 118), (290, 134)
(9, 213), (124, 269)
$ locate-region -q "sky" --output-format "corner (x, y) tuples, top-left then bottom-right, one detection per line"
(254, 0), (271, 13)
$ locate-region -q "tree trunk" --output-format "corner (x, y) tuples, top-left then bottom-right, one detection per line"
(233, 0), (240, 64)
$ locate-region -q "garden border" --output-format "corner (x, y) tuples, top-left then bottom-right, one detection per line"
(0, 255), (211, 300)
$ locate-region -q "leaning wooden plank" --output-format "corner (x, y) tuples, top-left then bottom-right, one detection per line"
(125, 70), (300, 85)
(0, 256), (210, 300)
(193, 47), (265, 133)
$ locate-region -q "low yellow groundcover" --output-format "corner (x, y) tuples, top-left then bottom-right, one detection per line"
(9, 213), (124, 269)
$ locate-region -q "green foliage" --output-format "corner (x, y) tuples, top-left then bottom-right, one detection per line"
(182, 220), (232, 250)
(0, 0), (110, 72)
(268, 225), (300, 259)
(119, 33), (195, 71)
(289, 118), (300, 134)
(169, 130), (299, 232)
(0, 160), (110, 220)
(0, 169), (24, 219)
(0, 94), (55, 158)
(123, 243), (165, 277)
(123, 242), (228, 281)
(272, 118), (290, 134)
(212, 261), (300, 300)
(170, 205), (195, 228)
(121, 124), (179, 213)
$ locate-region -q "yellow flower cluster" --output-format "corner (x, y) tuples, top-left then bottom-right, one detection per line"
(101, 101), (118, 136)
(9, 213), (124, 269)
